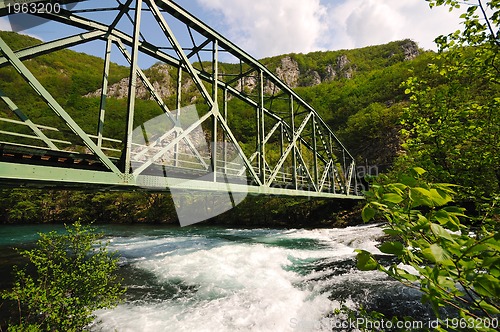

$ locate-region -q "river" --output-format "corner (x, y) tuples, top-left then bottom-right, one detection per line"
(0, 224), (435, 331)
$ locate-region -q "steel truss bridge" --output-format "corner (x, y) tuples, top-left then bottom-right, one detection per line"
(0, 0), (361, 200)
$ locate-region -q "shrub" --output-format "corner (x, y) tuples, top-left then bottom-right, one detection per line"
(2, 221), (125, 331)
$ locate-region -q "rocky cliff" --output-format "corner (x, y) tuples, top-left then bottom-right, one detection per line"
(85, 39), (420, 100)
(85, 63), (176, 100)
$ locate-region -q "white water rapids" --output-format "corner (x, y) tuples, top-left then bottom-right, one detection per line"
(85, 224), (430, 331)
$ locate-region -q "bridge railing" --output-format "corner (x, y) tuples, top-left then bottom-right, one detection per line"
(0, 0), (361, 198)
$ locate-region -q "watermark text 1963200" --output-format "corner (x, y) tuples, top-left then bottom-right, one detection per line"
(2, 1), (77, 32)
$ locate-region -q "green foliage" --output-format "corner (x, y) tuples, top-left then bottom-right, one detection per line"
(0, 31), (41, 50)
(0, 189), (179, 224)
(339, 102), (404, 167)
(357, 168), (500, 330)
(293, 50), (437, 167)
(1, 221), (125, 331)
(399, 0), (500, 197)
(428, 0), (499, 51)
(272, 39), (419, 78)
(356, 3), (500, 326)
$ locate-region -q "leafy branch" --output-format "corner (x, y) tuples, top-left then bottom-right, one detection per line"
(357, 168), (499, 331)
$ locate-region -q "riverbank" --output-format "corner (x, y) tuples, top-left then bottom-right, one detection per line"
(0, 189), (364, 228)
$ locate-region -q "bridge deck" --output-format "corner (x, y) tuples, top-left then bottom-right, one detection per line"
(0, 143), (362, 200)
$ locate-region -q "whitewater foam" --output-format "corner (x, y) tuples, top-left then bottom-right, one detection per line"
(93, 225), (388, 331)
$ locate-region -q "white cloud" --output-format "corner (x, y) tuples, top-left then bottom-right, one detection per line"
(196, 0), (328, 58)
(0, 1), (465, 59)
(324, 0), (463, 51)
(192, 0), (464, 58)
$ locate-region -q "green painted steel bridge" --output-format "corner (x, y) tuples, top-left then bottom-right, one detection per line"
(0, 0), (361, 200)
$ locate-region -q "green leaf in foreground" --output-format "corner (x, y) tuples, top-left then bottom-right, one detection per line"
(379, 241), (404, 255)
(355, 250), (379, 271)
(361, 206), (377, 222)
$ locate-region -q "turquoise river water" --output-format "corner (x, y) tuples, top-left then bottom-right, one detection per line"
(0, 224), (436, 331)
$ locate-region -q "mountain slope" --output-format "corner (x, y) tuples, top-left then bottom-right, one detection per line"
(0, 31), (430, 167)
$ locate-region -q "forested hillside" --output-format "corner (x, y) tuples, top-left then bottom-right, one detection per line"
(0, 23), (498, 224)
(0, 31), (424, 165)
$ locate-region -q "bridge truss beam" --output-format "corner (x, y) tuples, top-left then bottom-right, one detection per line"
(0, 0), (361, 199)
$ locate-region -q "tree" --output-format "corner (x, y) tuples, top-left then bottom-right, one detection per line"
(399, 0), (500, 198)
(358, 168), (499, 330)
(1, 222), (125, 331)
(352, 3), (500, 328)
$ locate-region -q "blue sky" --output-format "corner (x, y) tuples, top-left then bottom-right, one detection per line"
(0, 0), (463, 63)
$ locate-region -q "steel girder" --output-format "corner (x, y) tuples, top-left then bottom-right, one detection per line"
(0, 0), (361, 199)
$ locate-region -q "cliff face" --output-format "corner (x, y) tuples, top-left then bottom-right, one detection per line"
(85, 39), (420, 99)
(301, 53), (355, 87)
(85, 64), (176, 100)
(273, 54), (354, 88)
(276, 56), (301, 87)
(401, 40), (420, 60)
